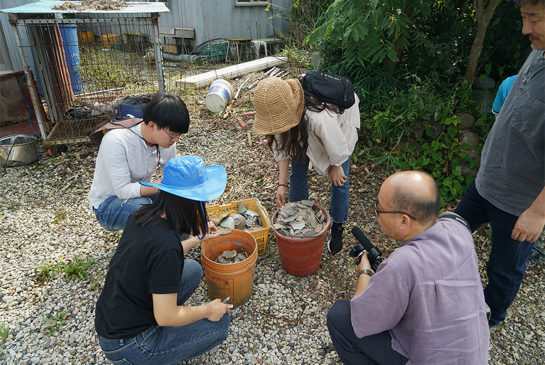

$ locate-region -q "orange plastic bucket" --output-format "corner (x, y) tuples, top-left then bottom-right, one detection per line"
(201, 230), (257, 308)
(271, 203), (331, 276)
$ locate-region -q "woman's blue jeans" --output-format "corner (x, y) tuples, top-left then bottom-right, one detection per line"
(454, 179), (534, 326)
(289, 155), (351, 224)
(93, 194), (157, 232)
(98, 259), (230, 365)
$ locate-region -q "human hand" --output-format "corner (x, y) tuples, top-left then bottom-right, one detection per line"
(356, 252), (373, 273)
(512, 207), (545, 242)
(199, 222), (219, 242)
(206, 299), (230, 322)
(329, 165), (347, 187)
(276, 186), (287, 208)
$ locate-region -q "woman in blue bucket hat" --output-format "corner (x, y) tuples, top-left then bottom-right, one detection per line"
(94, 156), (230, 365)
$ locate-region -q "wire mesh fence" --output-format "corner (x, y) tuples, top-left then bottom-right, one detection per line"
(15, 15), (164, 145)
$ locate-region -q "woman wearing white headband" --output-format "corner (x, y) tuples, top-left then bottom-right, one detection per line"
(95, 156), (230, 364)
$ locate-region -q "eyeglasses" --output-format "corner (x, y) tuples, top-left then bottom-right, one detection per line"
(375, 201), (418, 220)
(162, 129), (181, 142)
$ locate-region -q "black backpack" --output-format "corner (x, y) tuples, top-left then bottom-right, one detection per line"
(300, 70), (355, 114)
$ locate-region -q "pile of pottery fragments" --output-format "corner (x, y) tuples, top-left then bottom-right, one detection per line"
(272, 200), (326, 238)
(210, 202), (264, 236)
(214, 249), (249, 264)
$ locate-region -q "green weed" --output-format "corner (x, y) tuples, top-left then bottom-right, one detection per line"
(43, 311), (68, 336)
(34, 256), (95, 283)
(0, 322), (9, 343)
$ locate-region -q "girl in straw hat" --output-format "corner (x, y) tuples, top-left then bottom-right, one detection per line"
(253, 76), (360, 254)
(95, 156), (230, 365)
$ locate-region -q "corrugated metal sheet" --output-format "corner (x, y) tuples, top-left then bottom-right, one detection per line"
(1, 0), (291, 72)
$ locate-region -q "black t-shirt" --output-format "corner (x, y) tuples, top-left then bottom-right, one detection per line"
(95, 215), (184, 339)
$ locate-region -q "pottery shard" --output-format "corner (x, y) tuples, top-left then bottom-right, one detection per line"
(290, 221), (306, 230)
(231, 213), (246, 230)
(300, 200), (314, 207)
(216, 226), (232, 235)
(304, 228), (316, 237)
(219, 216), (235, 229)
(223, 250), (237, 259)
(282, 205), (298, 216)
(237, 202), (247, 214)
(282, 212), (299, 223)
(314, 209), (325, 223)
(273, 223), (287, 230)
(295, 202), (308, 209)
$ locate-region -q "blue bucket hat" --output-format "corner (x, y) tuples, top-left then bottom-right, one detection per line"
(140, 156), (227, 201)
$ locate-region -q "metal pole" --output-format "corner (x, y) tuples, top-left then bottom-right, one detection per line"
(151, 14), (165, 94)
(8, 15), (47, 140)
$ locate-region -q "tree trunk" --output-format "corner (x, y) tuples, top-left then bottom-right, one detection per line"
(464, 0), (501, 84)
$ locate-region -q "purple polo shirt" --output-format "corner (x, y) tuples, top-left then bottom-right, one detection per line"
(351, 217), (489, 364)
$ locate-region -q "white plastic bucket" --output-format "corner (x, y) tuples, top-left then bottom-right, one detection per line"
(205, 79), (235, 113)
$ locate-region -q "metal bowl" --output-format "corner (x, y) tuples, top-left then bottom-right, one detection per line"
(0, 135), (39, 167)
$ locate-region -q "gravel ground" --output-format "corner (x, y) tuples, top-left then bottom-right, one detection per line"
(0, 80), (544, 364)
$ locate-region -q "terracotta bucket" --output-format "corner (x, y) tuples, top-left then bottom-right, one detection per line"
(201, 229), (257, 307)
(271, 203), (331, 276)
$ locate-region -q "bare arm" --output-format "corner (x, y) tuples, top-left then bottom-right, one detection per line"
(352, 252), (374, 298)
(152, 294), (229, 327)
(140, 182), (160, 197)
(181, 222), (218, 254)
(512, 187), (545, 243)
(276, 158), (290, 207)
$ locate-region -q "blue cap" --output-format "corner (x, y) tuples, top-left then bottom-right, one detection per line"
(140, 156), (227, 201)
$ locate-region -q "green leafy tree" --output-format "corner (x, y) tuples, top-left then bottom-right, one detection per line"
(305, 0), (431, 69)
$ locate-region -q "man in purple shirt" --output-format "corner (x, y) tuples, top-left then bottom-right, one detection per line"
(327, 171), (490, 365)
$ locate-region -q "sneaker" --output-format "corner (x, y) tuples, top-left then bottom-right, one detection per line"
(327, 222), (344, 254)
(526, 248), (541, 267)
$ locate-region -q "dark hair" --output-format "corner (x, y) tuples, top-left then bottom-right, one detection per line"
(515, 0), (545, 6)
(143, 94), (190, 134)
(134, 191), (207, 237)
(266, 89), (339, 162)
(390, 174), (440, 225)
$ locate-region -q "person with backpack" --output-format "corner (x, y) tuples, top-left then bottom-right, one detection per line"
(95, 156), (231, 365)
(88, 93), (189, 232)
(252, 75), (360, 254)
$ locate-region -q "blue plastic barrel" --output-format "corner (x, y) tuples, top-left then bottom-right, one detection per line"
(59, 24), (83, 94)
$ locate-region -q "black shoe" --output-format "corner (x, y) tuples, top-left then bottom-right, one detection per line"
(327, 222), (344, 254)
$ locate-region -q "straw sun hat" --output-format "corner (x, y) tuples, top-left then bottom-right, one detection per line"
(140, 156), (227, 202)
(252, 77), (305, 135)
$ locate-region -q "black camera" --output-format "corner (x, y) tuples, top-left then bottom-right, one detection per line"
(349, 227), (383, 272)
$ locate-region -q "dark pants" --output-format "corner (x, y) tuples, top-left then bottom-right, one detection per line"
(454, 179), (534, 326)
(327, 300), (409, 365)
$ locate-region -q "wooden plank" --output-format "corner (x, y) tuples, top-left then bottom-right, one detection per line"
(175, 56), (287, 89)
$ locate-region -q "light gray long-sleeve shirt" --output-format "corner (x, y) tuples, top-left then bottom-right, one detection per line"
(88, 123), (176, 209)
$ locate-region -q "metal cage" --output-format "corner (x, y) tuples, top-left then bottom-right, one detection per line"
(6, 3), (167, 146)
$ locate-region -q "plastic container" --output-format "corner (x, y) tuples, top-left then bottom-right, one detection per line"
(201, 230), (257, 308)
(202, 41), (229, 61)
(205, 79), (235, 113)
(78, 31), (94, 43)
(271, 203), (331, 276)
(59, 24), (82, 94)
(117, 99), (148, 118)
(101, 34), (120, 49)
(206, 198), (271, 255)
